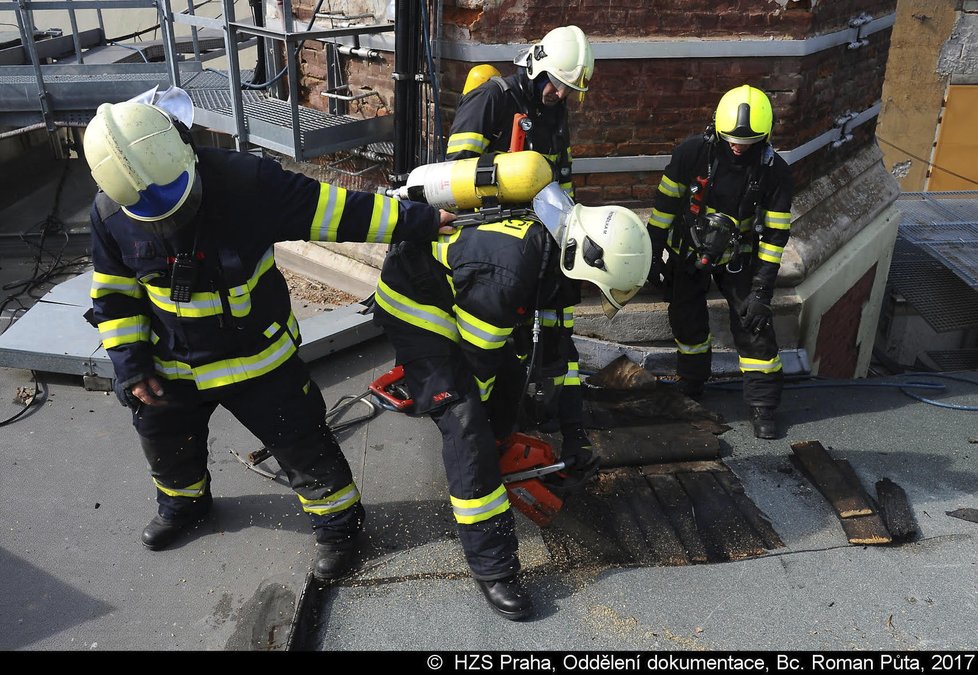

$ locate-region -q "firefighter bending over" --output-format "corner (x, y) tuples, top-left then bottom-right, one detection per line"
(83, 90), (452, 582)
(647, 85), (794, 439)
(374, 165), (652, 620)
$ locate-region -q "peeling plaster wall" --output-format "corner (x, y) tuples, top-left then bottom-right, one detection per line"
(877, 1), (961, 191)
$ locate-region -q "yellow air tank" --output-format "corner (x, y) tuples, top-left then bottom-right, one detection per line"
(463, 64), (502, 95)
(397, 151), (554, 210)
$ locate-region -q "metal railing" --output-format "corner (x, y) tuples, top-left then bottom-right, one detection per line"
(0, 0), (396, 160)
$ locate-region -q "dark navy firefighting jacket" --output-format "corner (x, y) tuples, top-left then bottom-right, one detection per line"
(90, 147), (440, 392)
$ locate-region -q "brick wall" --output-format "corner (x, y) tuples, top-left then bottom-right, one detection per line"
(813, 264), (878, 378)
(288, 0), (896, 204)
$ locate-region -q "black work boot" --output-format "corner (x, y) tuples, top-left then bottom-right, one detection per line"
(141, 507), (210, 551)
(314, 539), (359, 582)
(676, 378), (705, 400)
(749, 406), (778, 440)
(475, 575), (534, 621)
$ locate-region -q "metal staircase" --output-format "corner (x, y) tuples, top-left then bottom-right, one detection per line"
(0, 0), (396, 161)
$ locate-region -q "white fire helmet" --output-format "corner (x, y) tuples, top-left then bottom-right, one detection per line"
(533, 183), (651, 319)
(516, 25), (594, 101)
(83, 99), (199, 230)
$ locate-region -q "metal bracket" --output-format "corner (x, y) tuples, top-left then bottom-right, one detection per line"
(847, 13), (873, 50)
(831, 111), (860, 149)
(321, 84), (381, 103)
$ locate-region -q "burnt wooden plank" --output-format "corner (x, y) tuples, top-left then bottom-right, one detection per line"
(833, 459), (892, 545)
(675, 471), (767, 561)
(790, 440), (874, 518)
(590, 424), (720, 467)
(838, 514), (893, 545)
(645, 474), (709, 564)
(713, 470), (785, 551)
(548, 481), (631, 565)
(875, 478), (919, 541)
(591, 469), (656, 564)
(640, 460), (726, 476)
(615, 469), (689, 566)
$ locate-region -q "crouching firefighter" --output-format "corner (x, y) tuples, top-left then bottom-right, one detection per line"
(647, 84), (794, 439)
(374, 156), (652, 620)
(83, 89), (451, 582)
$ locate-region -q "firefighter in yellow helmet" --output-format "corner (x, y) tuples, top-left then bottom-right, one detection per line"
(84, 91), (452, 582)
(647, 84), (794, 439)
(374, 179), (651, 620)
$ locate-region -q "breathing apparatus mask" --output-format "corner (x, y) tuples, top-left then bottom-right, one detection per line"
(688, 212), (741, 272)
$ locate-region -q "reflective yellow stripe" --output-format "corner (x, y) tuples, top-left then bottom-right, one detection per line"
(311, 183), (348, 241)
(739, 355), (783, 373)
(564, 361), (581, 386)
(648, 208), (675, 230)
(765, 210), (792, 230)
(538, 307), (574, 328)
(446, 132), (489, 155)
(152, 330), (297, 390)
(432, 228), (463, 269)
(455, 305), (511, 350)
(375, 279), (460, 343)
(657, 176), (686, 199)
(153, 474), (207, 498)
(367, 193), (398, 244)
(98, 315), (150, 348)
(263, 322), (280, 338)
(539, 309), (559, 327)
(298, 483), (361, 515)
(91, 272), (143, 299)
(757, 241), (785, 264)
(451, 484), (510, 525)
(676, 335), (711, 355)
(143, 247), (275, 318)
(286, 312), (300, 340)
(475, 374), (495, 402)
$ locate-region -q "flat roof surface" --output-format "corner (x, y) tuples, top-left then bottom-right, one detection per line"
(2, 334), (977, 651)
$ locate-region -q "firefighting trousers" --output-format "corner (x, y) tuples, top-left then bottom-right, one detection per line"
(129, 355), (364, 542)
(377, 321), (521, 580)
(665, 257), (784, 408)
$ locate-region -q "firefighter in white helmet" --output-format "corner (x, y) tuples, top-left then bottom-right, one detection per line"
(374, 179), (651, 620)
(444, 26), (596, 516)
(647, 84), (794, 439)
(446, 25), (594, 197)
(84, 92), (453, 582)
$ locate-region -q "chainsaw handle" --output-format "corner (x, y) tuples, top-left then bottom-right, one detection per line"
(368, 365), (414, 412)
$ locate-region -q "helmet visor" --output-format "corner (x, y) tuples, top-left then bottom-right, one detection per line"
(718, 131), (765, 145)
(600, 284), (642, 319)
(532, 182), (574, 243)
(124, 165), (195, 221)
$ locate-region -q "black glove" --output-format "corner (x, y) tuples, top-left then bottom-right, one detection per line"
(559, 424), (600, 479)
(647, 228), (668, 290)
(741, 288), (773, 334)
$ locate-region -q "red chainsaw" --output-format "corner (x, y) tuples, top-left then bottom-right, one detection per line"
(369, 365), (569, 526)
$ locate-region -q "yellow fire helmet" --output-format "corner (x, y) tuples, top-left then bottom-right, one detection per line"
(714, 85), (774, 145)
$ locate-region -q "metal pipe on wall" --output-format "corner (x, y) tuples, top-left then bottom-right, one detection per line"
(392, 0), (420, 184)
